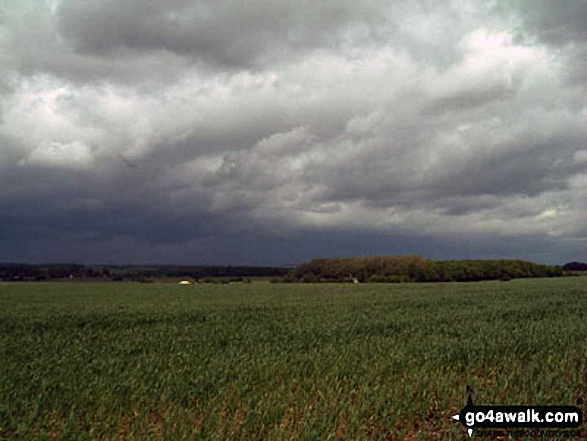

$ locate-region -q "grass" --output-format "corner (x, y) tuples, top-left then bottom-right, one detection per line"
(1, 278), (586, 440)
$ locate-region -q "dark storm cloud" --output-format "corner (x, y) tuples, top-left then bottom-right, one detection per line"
(1, 0), (586, 265)
(294, 99), (587, 208)
(433, 142), (585, 198)
(1, 220), (581, 266)
(56, 0), (389, 68)
(0, 159), (235, 248)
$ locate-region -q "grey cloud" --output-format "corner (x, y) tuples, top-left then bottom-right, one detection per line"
(425, 83), (517, 115)
(509, 0), (587, 45)
(301, 106), (586, 207)
(430, 143), (581, 198)
(167, 54), (587, 223)
(56, 0), (390, 68)
(0, 221), (580, 265)
(2, 0), (587, 265)
(0, 162), (225, 247)
(502, 1), (587, 87)
(1, 1), (193, 84)
(0, 2), (58, 72)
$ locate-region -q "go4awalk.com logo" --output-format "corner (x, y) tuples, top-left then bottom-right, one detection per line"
(451, 387), (584, 438)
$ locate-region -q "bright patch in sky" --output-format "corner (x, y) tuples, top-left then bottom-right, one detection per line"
(24, 141), (93, 168)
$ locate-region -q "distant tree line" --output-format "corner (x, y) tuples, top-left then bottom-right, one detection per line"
(286, 256), (564, 283)
(562, 262), (587, 271)
(0, 264), (290, 282)
(0, 264), (105, 281)
(1, 259), (579, 283)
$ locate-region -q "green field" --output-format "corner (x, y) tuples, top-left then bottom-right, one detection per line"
(1, 279), (586, 440)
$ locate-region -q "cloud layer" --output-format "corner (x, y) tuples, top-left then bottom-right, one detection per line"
(1, 0), (586, 264)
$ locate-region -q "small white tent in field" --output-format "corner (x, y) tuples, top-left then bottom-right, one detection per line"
(178, 280), (191, 285)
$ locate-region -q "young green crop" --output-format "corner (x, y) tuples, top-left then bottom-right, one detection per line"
(1, 278), (586, 439)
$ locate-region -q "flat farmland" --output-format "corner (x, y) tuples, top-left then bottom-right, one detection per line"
(1, 278), (586, 440)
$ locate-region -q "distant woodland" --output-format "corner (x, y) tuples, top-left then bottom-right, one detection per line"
(562, 261), (587, 271)
(0, 264), (289, 282)
(0, 257), (584, 283)
(286, 256), (567, 283)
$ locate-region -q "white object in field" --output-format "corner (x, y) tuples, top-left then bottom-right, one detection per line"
(178, 280), (191, 285)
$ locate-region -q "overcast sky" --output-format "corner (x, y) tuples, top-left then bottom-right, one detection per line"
(1, 0), (586, 265)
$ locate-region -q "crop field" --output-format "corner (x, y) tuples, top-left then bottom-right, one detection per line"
(1, 278), (586, 440)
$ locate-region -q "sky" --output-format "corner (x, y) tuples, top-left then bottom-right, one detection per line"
(1, 0), (586, 266)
